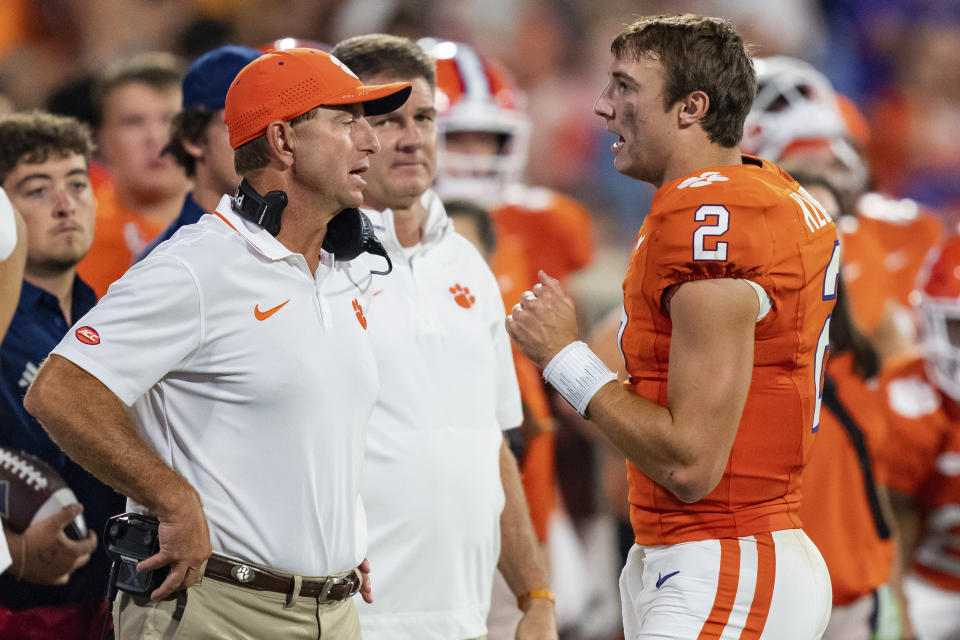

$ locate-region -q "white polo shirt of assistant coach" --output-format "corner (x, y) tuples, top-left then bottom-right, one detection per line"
(52, 195), (379, 577)
(357, 190), (523, 640)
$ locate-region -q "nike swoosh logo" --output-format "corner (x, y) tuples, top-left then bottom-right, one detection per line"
(656, 570), (679, 588)
(254, 299), (290, 321)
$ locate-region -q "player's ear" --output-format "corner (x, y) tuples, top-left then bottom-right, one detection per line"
(678, 90), (709, 127)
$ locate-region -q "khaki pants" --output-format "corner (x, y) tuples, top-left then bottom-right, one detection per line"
(114, 571), (361, 640)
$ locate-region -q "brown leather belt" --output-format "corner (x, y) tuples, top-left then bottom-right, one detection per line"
(204, 554), (360, 601)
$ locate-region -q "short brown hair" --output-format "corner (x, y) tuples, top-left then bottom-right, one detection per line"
(94, 51), (185, 124)
(0, 111), (95, 184)
(331, 34), (435, 88)
(611, 14), (756, 148)
(167, 107), (215, 177)
(232, 107), (320, 176)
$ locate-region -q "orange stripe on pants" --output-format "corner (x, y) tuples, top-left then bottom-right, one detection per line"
(740, 532), (776, 639)
(697, 538), (741, 639)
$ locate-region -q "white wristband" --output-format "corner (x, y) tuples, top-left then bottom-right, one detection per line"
(543, 341), (617, 417)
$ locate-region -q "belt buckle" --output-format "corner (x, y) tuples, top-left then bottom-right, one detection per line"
(319, 576), (341, 601)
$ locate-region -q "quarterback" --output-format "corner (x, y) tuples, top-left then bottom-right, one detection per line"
(507, 15), (837, 639)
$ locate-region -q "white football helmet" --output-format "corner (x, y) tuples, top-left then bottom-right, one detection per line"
(418, 38), (530, 205)
(741, 56), (860, 172)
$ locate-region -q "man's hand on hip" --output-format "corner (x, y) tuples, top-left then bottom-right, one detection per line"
(505, 271), (579, 369)
(357, 557), (373, 603)
(137, 486), (212, 601)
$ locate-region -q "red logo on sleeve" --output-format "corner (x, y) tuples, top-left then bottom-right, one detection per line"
(75, 326), (100, 345)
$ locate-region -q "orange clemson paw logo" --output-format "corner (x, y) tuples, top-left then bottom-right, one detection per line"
(449, 283), (476, 309)
(352, 298), (367, 329)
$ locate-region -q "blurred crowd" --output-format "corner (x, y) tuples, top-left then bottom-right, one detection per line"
(2, 1), (960, 639)
(4, 0), (960, 314)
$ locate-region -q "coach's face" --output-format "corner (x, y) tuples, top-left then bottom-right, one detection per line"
(3, 152), (95, 274)
(289, 103), (380, 211)
(361, 75), (438, 212)
(594, 54), (675, 186)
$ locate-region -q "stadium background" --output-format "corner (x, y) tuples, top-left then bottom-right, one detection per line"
(2, 1), (959, 637)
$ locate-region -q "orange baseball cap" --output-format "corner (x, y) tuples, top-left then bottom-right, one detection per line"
(224, 47), (411, 149)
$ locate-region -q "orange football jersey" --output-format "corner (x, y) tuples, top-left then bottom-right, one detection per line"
(881, 357), (960, 592)
(799, 352), (894, 605)
(77, 178), (166, 298)
(492, 184), (593, 288)
(494, 234), (553, 426)
(619, 157), (839, 546)
(840, 192), (944, 334)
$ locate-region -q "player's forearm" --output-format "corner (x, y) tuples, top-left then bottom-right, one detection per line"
(585, 381), (727, 503)
(24, 354), (196, 518)
(497, 438), (550, 596)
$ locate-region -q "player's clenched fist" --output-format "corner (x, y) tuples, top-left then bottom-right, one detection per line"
(505, 271), (580, 368)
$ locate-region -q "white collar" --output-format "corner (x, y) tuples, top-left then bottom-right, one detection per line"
(214, 194), (333, 264)
(363, 189), (451, 255)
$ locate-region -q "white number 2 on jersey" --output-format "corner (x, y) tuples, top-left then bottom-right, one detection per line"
(812, 240), (841, 433)
(693, 205), (729, 261)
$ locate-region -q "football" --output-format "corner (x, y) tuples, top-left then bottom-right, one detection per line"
(0, 448), (87, 540)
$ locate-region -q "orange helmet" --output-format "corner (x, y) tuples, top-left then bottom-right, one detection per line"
(919, 235), (960, 400)
(418, 38), (530, 204)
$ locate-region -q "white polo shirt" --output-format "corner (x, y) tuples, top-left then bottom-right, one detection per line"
(0, 188), (17, 261)
(0, 187), (13, 572)
(52, 196), (379, 576)
(357, 191), (522, 640)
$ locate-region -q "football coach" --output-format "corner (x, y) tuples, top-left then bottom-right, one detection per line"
(25, 48), (410, 640)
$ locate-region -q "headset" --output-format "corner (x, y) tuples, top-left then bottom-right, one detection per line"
(233, 179), (392, 275)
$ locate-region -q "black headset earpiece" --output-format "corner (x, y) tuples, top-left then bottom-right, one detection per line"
(232, 180), (392, 275)
(322, 208), (393, 275)
(233, 179), (287, 237)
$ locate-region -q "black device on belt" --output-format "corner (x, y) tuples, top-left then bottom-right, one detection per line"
(103, 512), (169, 599)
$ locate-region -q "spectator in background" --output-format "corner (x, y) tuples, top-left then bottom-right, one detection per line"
(422, 37), (591, 637)
(76, 51), (189, 297)
(0, 111), (121, 640)
(331, 33), (556, 640)
(866, 19), (960, 213)
(137, 44), (260, 261)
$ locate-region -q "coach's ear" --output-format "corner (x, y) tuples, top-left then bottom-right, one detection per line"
(678, 90), (709, 128)
(263, 120), (295, 170)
